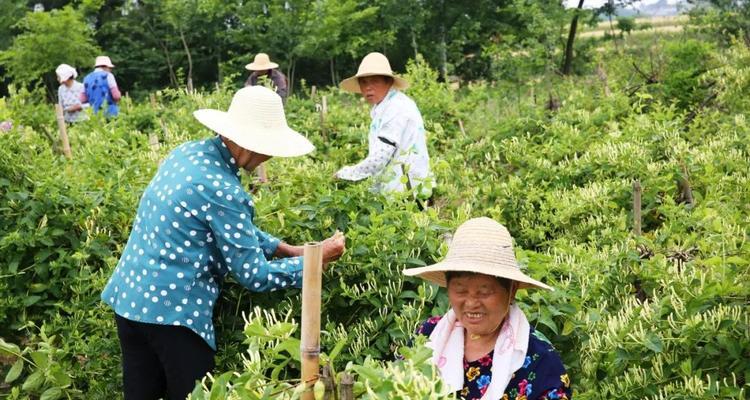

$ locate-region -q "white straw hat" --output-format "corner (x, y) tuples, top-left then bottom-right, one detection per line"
(340, 52), (409, 93)
(55, 64), (77, 83)
(94, 56), (115, 68)
(245, 53), (279, 71)
(193, 86), (314, 157)
(403, 217), (552, 290)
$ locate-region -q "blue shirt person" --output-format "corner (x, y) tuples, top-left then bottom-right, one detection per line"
(100, 86), (345, 400)
(82, 56), (121, 117)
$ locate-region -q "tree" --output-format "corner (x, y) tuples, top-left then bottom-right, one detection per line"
(617, 16), (636, 37)
(0, 6), (100, 99)
(561, 0), (585, 75)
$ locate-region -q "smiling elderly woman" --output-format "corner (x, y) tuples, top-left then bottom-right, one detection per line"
(404, 218), (571, 400)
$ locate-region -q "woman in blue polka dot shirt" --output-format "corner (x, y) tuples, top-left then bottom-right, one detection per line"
(101, 86), (345, 399)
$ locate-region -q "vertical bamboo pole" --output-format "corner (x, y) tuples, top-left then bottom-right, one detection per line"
(256, 164), (268, 183)
(54, 104), (72, 159)
(458, 119), (467, 136)
(339, 373), (354, 400)
(321, 364), (336, 400)
(633, 180), (642, 236)
(301, 242), (323, 400)
(310, 85), (317, 102)
(319, 95), (328, 139)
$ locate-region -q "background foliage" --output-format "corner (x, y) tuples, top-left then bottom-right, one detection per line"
(1, 2), (749, 400)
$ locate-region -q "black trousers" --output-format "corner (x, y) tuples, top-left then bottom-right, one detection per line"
(115, 314), (215, 400)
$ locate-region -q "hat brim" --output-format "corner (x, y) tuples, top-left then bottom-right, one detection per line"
(402, 260), (553, 290)
(245, 62), (279, 71)
(95, 63), (115, 68)
(340, 73), (409, 93)
(193, 109), (314, 157)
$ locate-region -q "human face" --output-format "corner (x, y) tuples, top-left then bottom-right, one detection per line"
(358, 75), (392, 105)
(447, 273), (516, 337)
(222, 137), (272, 172)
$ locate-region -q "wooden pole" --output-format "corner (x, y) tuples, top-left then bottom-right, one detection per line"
(339, 373), (354, 400)
(256, 164), (268, 183)
(321, 364), (336, 400)
(310, 85), (317, 102)
(319, 95), (328, 139)
(54, 104), (72, 159)
(633, 180), (642, 236)
(458, 119), (467, 136)
(150, 93), (170, 143)
(301, 242), (323, 400)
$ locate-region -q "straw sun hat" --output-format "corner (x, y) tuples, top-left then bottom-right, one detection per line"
(193, 86), (314, 157)
(245, 53), (279, 71)
(339, 52), (409, 93)
(94, 56), (115, 68)
(403, 217), (552, 290)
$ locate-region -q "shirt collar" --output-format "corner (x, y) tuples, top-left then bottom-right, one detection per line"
(372, 89), (398, 116)
(210, 135), (241, 177)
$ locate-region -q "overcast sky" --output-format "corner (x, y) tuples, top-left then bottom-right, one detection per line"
(563, 0), (681, 8)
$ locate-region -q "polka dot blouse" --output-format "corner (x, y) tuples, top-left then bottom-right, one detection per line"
(101, 136), (303, 350)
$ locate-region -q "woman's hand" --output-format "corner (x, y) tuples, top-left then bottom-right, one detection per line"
(321, 231), (345, 267)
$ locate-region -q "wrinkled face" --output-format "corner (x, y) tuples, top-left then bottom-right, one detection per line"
(358, 75), (392, 105)
(447, 273), (514, 337)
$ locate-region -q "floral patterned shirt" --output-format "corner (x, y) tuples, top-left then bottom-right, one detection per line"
(418, 316), (572, 400)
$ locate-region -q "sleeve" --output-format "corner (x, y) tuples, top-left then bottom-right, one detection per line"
(200, 186), (303, 292)
(273, 71), (288, 100)
(415, 315), (442, 336)
(529, 349), (571, 400)
(336, 135), (397, 181)
(107, 73), (122, 101)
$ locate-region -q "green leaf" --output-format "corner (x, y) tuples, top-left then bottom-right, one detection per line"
(644, 332), (663, 353)
(39, 387), (62, 400)
(5, 358), (23, 383)
(0, 338), (21, 357)
(21, 370), (44, 391)
(30, 351), (48, 369)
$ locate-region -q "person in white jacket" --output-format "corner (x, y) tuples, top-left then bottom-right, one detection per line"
(335, 52), (433, 201)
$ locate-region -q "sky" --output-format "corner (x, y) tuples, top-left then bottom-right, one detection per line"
(563, 0), (681, 8)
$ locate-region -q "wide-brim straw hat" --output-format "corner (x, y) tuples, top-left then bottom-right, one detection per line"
(193, 86), (314, 157)
(403, 217), (552, 290)
(340, 52), (409, 93)
(245, 53), (279, 71)
(55, 64), (77, 83)
(94, 56), (115, 68)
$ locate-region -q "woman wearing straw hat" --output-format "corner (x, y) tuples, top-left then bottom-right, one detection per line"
(404, 218), (571, 400)
(82, 55), (121, 117)
(244, 53), (288, 103)
(55, 64), (88, 123)
(335, 52), (433, 201)
(101, 86), (345, 400)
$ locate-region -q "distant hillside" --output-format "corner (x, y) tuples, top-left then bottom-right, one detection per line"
(615, 0), (692, 17)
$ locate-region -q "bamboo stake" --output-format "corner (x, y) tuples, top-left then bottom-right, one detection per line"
(54, 104), (72, 159)
(321, 364), (336, 400)
(458, 119), (467, 136)
(339, 373), (354, 400)
(310, 85), (317, 102)
(150, 93), (170, 143)
(256, 164), (268, 183)
(319, 95), (328, 139)
(301, 242), (323, 400)
(633, 180), (642, 236)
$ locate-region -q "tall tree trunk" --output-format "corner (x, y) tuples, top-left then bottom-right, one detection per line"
(179, 28), (193, 92)
(329, 58), (337, 86)
(562, 0), (585, 75)
(288, 57), (296, 95)
(144, 18), (177, 87)
(439, 0), (448, 81)
(411, 28), (419, 59)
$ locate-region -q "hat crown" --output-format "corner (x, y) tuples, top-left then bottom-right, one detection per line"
(95, 56), (114, 67)
(444, 217), (519, 271)
(254, 53), (271, 64)
(227, 86), (288, 133)
(356, 52), (394, 76)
